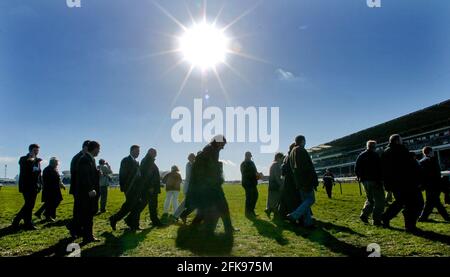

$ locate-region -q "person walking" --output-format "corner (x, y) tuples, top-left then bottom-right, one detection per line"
(322, 169), (335, 199)
(381, 134), (423, 233)
(109, 145), (143, 231)
(98, 159), (112, 213)
(418, 146), (450, 222)
(68, 140), (90, 238)
(240, 152), (261, 217)
(162, 165), (182, 218)
(174, 153), (196, 223)
(139, 148), (163, 227)
(355, 140), (385, 226)
(278, 143), (302, 219)
(35, 157), (65, 222)
(265, 152), (284, 218)
(12, 144), (42, 230)
(287, 135), (319, 228)
(76, 141), (101, 243)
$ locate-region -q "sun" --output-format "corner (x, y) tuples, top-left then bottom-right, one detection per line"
(149, 1), (264, 105)
(179, 22), (230, 71)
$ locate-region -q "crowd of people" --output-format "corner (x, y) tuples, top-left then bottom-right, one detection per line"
(8, 133), (450, 245)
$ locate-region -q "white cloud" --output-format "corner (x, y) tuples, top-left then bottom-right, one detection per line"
(220, 159), (237, 167)
(276, 68), (304, 82)
(0, 157), (18, 163)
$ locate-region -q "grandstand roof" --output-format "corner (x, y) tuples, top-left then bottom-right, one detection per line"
(310, 99), (450, 154)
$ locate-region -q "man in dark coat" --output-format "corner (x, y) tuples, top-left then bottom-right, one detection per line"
(12, 144), (42, 230)
(137, 148), (163, 227)
(355, 140), (385, 226)
(322, 169), (335, 199)
(110, 145), (143, 230)
(67, 140), (90, 238)
(278, 143), (301, 219)
(76, 141), (101, 243)
(240, 151), (260, 217)
(41, 158), (65, 219)
(418, 146), (450, 222)
(186, 135), (236, 234)
(287, 135), (319, 227)
(119, 145), (140, 194)
(381, 134), (423, 232)
(35, 157), (65, 221)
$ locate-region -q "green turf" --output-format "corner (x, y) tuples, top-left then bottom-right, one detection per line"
(0, 183), (449, 257)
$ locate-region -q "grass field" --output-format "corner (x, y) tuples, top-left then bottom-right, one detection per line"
(0, 183), (449, 257)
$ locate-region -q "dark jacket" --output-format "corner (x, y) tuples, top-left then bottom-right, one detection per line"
(76, 153), (100, 215)
(18, 154), (42, 194)
(42, 165), (63, 203)
(240, 160), (258, 188)
(419, 156), (441, 191)
(279, 154), (301, 217)
(119, 155), (139, 193)
(186, 143), (224, 210)
(69, 151), (83, 195)
(289, 146), (318, 192)
(355, 150), (383, 182)
(381, 143), (420, 192)
(323, 172), (335, 186)
(139, 155), (161, 196)
(269, 161), (283, 191)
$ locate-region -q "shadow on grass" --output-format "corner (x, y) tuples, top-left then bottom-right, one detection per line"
(27, 228), (153, 257)
(175, 224), (234, 256)
(82, 228), (154, 257)
(28, 237), (75, 257)
(0, 226), (17, 239)
(41, 218), (72, 228)
(415, 230), (450, 245)
(387, 225), (450, 246)
(274, 219), (367, 257)
(248, 216), (289, 246)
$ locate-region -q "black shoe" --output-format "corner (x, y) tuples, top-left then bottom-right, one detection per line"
(418, 217), (430, 222)
(34, 212), (42, 220)
(405, 227), (420, 234)
(360, 216), (369, 224)
(373, 220), (382, 226)
(109, 217), (117, 231)
(23, 224), (38, 231)
(11, 222), (20, 231)
(382, 219), (390, 229)
(82, 236), (100, 244)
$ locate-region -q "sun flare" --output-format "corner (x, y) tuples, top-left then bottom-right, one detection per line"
(179, 22), (230, 71)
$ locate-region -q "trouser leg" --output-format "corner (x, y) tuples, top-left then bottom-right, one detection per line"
(70, 196), (82, 235)
(148, 193), (160, 224)
(244, 187), (252, 213)
(372, 182), (386, 222)
(164, 192), (172, 214)
(383, 191), (404, 222)
(361, 182), (375, 219)
(172, 191), (179, 213)
(18, 192), (37, 226)
(325, 185), (332, 198)
(174, 199), (186, 218)
(100, 186), (108, 212)
(252, 187), (259, 212)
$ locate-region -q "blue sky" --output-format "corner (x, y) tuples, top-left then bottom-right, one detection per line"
(1, 0), (449, 180)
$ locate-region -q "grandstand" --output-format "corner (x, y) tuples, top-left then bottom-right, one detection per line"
(309, 99), (450, 177)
